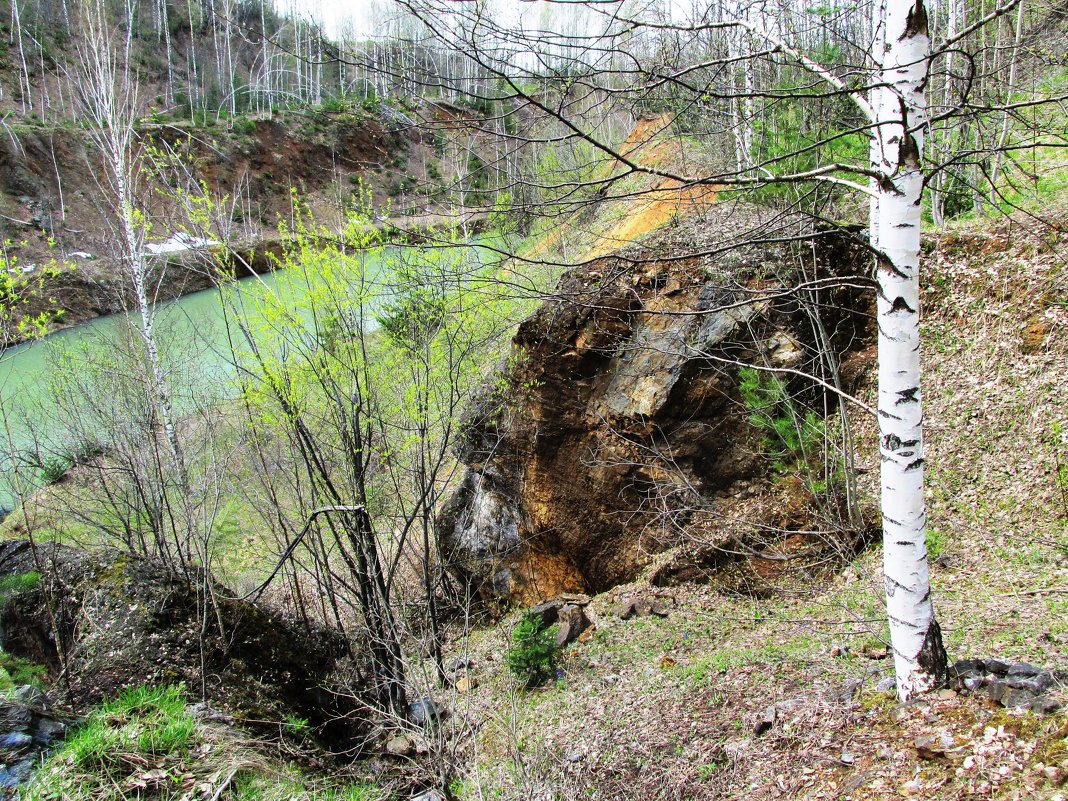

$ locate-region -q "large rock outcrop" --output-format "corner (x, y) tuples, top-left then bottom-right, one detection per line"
(438, 217), (873, 605)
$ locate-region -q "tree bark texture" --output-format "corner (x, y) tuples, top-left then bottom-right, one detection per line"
(873, 0), (948, 701)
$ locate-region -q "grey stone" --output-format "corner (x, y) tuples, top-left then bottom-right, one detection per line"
(695, 301), (762, 352)
(1002, 688), (1035, 708)
(408, 697), (440, 726)
(765, 330), (803, 368)
(987, 681), (1008, 702)
(648, 601), (671, 618)
(386, 735), (414, 756)
(876, 677), (896, 694)
(0, 695), (72, 791)
(1004, 674), (1054, 694)
(438, 472), (522, 596)
(0, 732), (33, 750)
(1030, 695), (1062, 715)
(984, 658), (1014, 675)
(950, 658), (986, 674)
(529, 601), (562, 629)
(33, 718), (65, 745)
(1006, 662), (1042, 677)
(0, 759), (34, 787)
(555, 605), (591, 647)
(0, 698), (34, 727)
(410, 791), (444, 801)
(615, 595), (672, 621)
(447, 657), (474, 674)
(7, 687), (45, 708)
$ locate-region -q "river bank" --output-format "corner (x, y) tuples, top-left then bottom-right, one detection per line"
(2, 212), (489, 349)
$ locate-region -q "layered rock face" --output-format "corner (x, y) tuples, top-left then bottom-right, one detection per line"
(439, 219), (872, 605)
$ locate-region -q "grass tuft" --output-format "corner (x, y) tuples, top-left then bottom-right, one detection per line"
(24, 683), (388, 801)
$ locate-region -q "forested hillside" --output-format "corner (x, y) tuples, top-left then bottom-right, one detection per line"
(0, 0), (1065, 799)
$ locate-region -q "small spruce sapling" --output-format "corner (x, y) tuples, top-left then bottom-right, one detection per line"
(505, 611), (560, 688)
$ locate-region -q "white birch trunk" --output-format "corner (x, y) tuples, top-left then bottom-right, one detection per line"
(76, 0), (198, 567)
(869, 0), (886, 246)
(874, 0), (947, 701)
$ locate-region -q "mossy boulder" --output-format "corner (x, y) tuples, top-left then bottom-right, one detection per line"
(0, 540), (366, 748)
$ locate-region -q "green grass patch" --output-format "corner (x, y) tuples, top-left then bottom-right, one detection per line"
(66, 685), (196, 769)
(0, 570), (41, 603)
(0, 650), (47, 692)
(25, 684), (197, 799)
(231, 773), (385, 801)
(683, 635), (821, 686)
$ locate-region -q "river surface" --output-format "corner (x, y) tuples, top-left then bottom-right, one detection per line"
(0, 249), (394, 510)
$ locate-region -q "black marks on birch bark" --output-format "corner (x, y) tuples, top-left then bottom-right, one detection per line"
(877, 176), (900, 195)
(889, 297), (916, 315)
(883, 434), (919, 450)
(878, 257), (909, 279)
(904, 0), (929, 38)
(895, 387), (919, 405)
(916, 617), (948, 687)
(899, 129), (922, 169)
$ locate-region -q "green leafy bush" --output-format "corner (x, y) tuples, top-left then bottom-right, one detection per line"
(38, 455), (73, 485)
(505, 611), (560, 688)
(319, 97), (348, 114)
(231, 115), (258, 135)
(34, 440), (103, 485)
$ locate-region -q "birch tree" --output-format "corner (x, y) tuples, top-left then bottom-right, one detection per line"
(71, 0), (200, 570)
(871, 0), (948, 698)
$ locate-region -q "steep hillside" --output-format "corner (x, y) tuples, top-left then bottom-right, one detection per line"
(0, 99), (497, 343)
